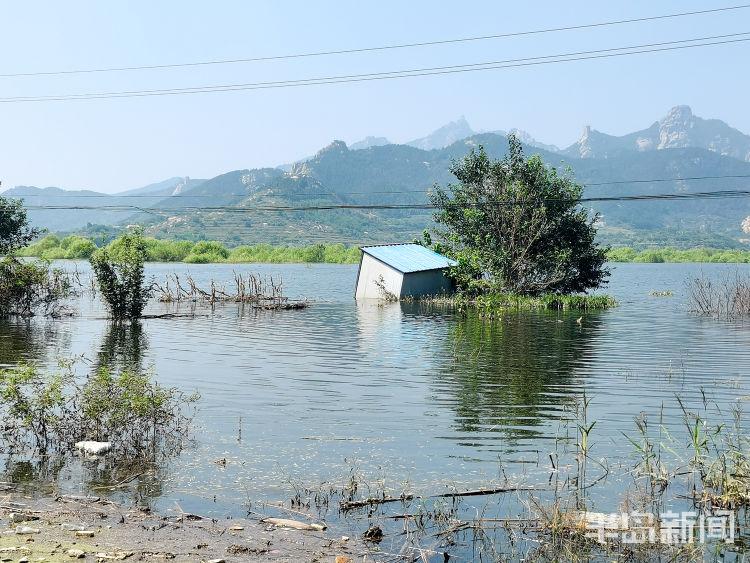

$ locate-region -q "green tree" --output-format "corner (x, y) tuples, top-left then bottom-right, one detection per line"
(431, 137), (609, 295)
(0, 196), (41, 255)
(90, 230), (151, 320)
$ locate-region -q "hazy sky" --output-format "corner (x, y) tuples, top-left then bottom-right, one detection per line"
(1, 1), (747, 193)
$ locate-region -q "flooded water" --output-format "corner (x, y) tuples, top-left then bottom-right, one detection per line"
(2, 261), (750, 557)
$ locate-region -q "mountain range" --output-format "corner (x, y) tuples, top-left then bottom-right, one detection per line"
(3, 105), (750, 248)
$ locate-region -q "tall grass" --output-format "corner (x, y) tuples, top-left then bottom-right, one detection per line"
(19, 235), (362, 264)
(416, 292), (616, 312)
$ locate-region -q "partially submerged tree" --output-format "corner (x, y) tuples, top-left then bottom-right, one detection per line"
(0, 196), (41, 255)
(0, 196), (69, 317)
(431, 137), (609, 295)
(90, 229), (152, 320)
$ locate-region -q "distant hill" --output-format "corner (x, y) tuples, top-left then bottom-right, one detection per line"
(115, 176), (203, 197)
(130, 134), (750, 247)
(6, 106), (750, 248)
(1, 177), (203, 231)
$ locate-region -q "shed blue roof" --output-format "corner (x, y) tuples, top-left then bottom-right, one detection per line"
(361, 243), (457, 274)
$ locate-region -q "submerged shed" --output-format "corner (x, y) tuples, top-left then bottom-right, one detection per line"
(355, 243), (457, 300)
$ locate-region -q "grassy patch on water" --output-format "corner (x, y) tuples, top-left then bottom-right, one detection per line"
(18, 235), (362, 264)
(416, 292), (617, 312)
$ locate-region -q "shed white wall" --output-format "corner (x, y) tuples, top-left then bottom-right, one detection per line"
(355, 254), (404, 299)
(400, 269), (454, 297)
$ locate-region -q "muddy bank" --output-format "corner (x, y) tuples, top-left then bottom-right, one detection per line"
(1, 494), (370, 562)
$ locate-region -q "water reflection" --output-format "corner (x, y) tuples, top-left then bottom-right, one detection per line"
(95, 321), (148, 373)
(0, 456), (64, 496)
(434, 310), (604, 443)
(0, 318), (66, 367)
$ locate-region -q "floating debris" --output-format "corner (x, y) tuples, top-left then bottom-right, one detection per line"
(75, 440), (112, 456)
(261, 517), (326, 531)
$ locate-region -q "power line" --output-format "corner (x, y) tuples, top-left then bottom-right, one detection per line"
(8, 173), (750, 198)
(2, 4), (746, 78)
(1, 32), (748, 103)
(20, 189), (750, 212)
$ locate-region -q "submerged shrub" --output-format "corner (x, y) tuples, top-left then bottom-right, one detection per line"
(687, 271), (750, 318)
(0, 257), (71, 318)
(90, 230), (152, 320)
(0, 361), (199, 458)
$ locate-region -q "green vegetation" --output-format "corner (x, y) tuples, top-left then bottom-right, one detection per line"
(608, 246), (750, 263)
(16, 234), (96, 259)
(430, 137), (609, 295)
(0, 196), (71, 318)
(0, 360), (198, 457)
(20, 235), (361, 264)
(90, 230), (152, 320)
(0, 257), (71, 318)
(418, 292), (616, 313)
(0, 196), (41, 255)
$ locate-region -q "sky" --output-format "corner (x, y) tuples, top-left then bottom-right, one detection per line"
(0, 0), (748, 193)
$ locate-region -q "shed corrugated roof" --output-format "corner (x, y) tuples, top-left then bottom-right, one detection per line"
(361, 243), (457, 274)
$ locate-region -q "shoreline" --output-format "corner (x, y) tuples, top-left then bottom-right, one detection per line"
(1, 492), (367, 562)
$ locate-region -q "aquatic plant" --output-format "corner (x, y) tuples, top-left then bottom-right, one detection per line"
(90, 230), (152, 320)
(0, 360), (198, 459)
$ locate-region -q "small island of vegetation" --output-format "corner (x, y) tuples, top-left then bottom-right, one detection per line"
(422, 137), (614, 311)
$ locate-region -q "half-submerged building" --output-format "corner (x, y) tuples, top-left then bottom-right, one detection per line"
(355, 243), (457, 300)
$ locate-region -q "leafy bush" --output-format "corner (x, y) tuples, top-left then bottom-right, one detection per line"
(0, 257), (71, 317)
(90, 230), (152, 320)
(19, 234), (97, 259)
(0, 361), (199, 458)
(144, 239), (194, 262)
(62, 236), (97, 258)
(184, 240), (229, 263)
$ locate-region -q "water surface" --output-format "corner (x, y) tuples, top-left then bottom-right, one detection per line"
(2, 262), (749, 555)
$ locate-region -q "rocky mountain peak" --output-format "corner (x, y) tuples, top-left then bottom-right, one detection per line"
(660, 105), (694, 124)
(350, 136), (391, 151)
(315, 140), (349, 156)
(407, 117), (475, 150)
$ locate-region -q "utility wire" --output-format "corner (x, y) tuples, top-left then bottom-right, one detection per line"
(1, 33), (748, 103)
(1, 4), (747, 78)
(8, 173), (750, 198)
(21, 189), (750, 212)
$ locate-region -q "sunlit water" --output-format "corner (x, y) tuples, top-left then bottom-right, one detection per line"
(2, 262), (750, 558)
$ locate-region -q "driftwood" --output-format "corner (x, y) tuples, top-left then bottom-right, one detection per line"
(340, 495), (415, 511)
(434, 486), (538, 498)
(261, 517), (326, 531)
(340, 486), (537, 511)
